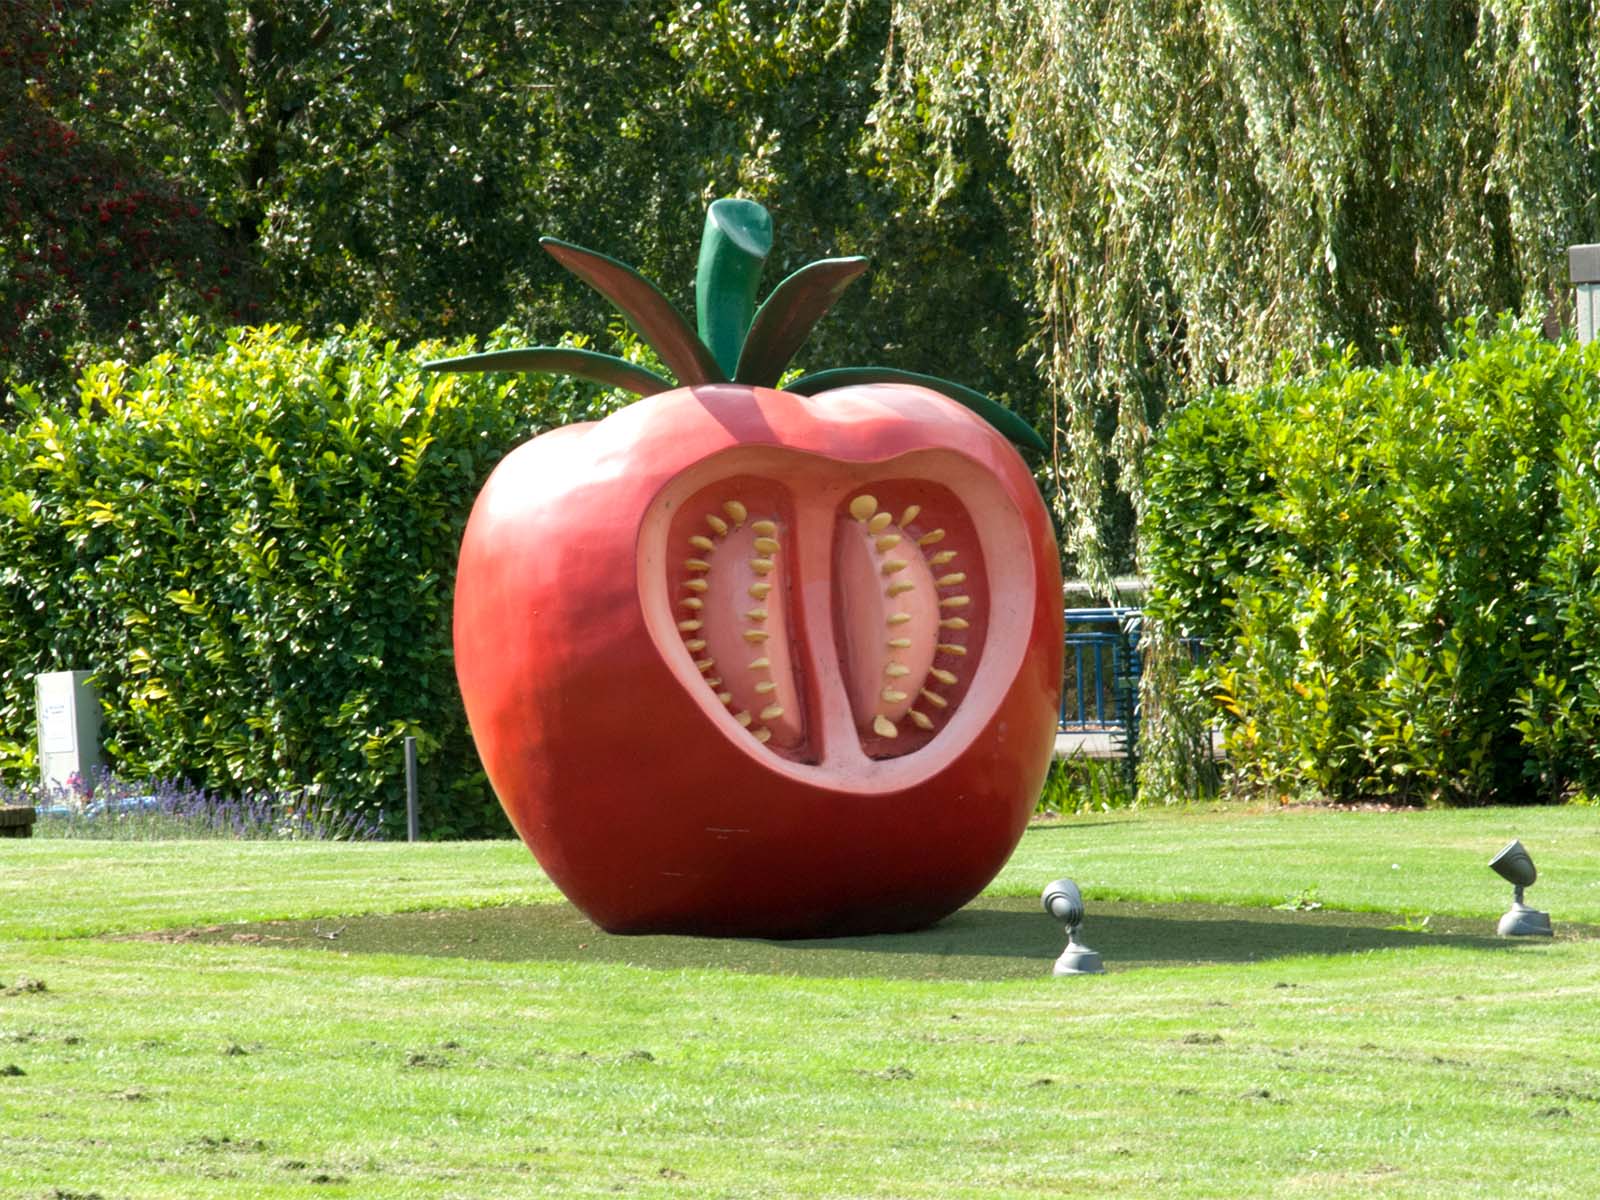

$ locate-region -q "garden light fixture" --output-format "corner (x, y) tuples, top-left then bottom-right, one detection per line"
(1489, 839), (1553, 937)
(1042, 878), (1105, 974)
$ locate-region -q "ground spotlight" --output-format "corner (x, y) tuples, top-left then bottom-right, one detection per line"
(1489, 839), (1553, 938)
(1042, 878), (1105, 974)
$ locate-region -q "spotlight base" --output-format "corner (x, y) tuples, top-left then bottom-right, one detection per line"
(1497, 902), (1553, 938)
(1053, 935), (1105, 975)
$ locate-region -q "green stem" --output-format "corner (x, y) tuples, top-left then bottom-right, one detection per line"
(696, 199), (773, 379)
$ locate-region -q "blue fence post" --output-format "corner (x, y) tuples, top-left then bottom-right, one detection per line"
(1112, 610), (1142, 784)
(1060, 607), (1143, 768)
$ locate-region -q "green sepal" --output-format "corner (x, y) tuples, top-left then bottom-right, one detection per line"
(421, 346), (673, 397)
(696, 199), (773, 379)
(735, 256), (869, 388)
(540, 237), (726, 387)
(786, 366), (1047, 453)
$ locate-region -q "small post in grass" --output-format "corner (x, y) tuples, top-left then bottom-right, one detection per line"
(405, 735), (419, 843)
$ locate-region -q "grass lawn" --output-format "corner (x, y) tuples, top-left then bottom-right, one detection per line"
(3, 803), (1598, 1198)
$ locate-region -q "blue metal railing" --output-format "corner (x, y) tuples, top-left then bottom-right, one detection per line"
(1059, 607), (1142, 758)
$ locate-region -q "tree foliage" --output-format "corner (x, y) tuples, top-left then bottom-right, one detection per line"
(0, 1), (254, 393)
(876, 0), (1600, 585)
(6, 0), (1040, 439)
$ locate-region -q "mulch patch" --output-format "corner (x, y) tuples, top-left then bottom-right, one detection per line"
(105, 897), (1593, 981)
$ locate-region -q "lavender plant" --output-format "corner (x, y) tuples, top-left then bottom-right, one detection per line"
(4, 771), (380, 841)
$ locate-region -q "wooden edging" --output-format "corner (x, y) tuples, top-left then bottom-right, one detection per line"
(0, 805), (37, 838)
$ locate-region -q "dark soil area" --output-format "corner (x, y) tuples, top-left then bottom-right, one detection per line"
(118, 897), (1588, 980)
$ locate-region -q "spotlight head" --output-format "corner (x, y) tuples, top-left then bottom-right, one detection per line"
(1042, 878), (1085, 929)
(1489, 839), (1537, 888)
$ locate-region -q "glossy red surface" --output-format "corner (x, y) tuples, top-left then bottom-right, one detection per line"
(453, 382), (1062, 937)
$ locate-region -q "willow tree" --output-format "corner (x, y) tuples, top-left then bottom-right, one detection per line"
(874, 0), (1600, 586)
(872, 0), (1600, 796)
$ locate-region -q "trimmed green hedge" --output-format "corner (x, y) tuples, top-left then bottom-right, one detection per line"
(0, 324), (618, 836)
(1144, 319), (1600, 805)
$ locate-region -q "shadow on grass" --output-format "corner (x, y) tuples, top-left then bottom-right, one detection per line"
(151, 897), (1564, 981)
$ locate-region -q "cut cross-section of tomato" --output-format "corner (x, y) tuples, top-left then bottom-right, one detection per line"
(636, 419), (1043, 814)
(656, 471), (997, 770)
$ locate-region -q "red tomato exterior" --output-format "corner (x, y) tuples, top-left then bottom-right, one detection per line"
(453, 382), (1062, 937)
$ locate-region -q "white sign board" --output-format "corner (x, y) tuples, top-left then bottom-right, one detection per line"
(35, 670), (101, 790)
(1572, 245), (1600, 345)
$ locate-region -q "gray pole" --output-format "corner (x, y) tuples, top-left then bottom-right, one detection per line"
(404, 735), (419, 843)
(1571, 244), (1600, 344)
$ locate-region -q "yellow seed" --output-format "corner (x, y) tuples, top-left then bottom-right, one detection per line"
(899, 505), (921, 526)
(909, 709), (935, 731)
(717, 691), (733, 705)
(706, 676), (722, 687)
(746, 607), (768, 622)
(755, 680), (777, 695)
(936, 572), (967, 587)
(689, 535), (715, 551)
(868, 512), (893, 533)
(679, 597), (703, 610)
(873, 714), (899, 738)
(685, 639), (706, 651)
(735, 710), (753, 727)
(887, 580), (916, 597)
(887, 637), (912, 649)
(723, 500), (748, 524)
(749, 581), (772, 599)
(754, 536), (780, 554)
(748, 657), (770, 670)
(920, 688), (948, 708)
(849, 494), (878, 521)
(875, 534), (902, 552)
(750, 558), (775, 575)
(760, 704), (785, 721)
(684, 578), (709, 592)
(679, 619), (704, 632)
(695, 658), (715, 673)
(917, 528), (946, 546)
(753, 727), (773, 743)
(939, 595), (971, 609)
(706, 513), (729, 536)
(929, 550), (957, 565)
(685, 558), (712, 572)
(885, 663), (911, 678)
(930, 668), (958, 685)
(940, 617), (970, 630)
(751, 519), (777, 536)
(880, 558), (909, 576)
(887, 612), (913, 626)
(937, 643), (968, 656)
(881, 688), (908, 703)
(743, 629), (770, 643)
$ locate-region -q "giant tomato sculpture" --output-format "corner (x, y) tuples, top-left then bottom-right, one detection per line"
(429, 200), (1061, 937)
